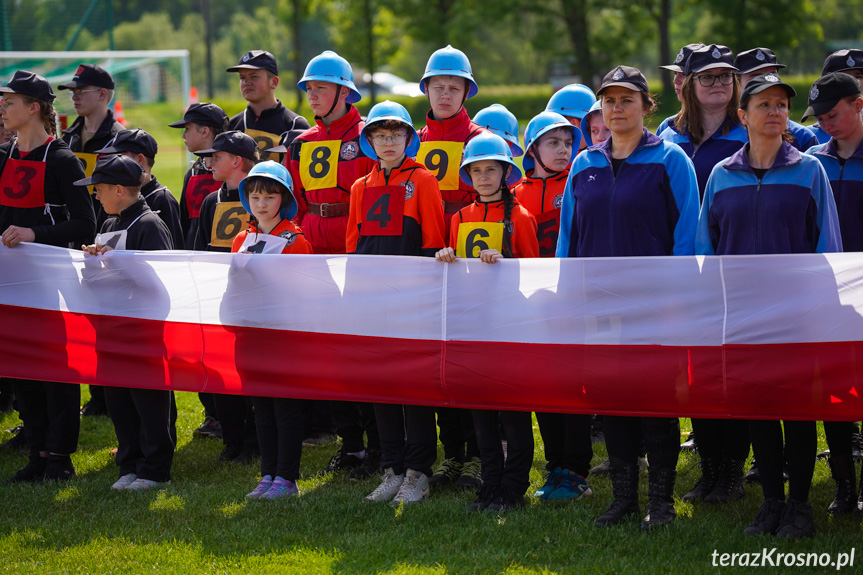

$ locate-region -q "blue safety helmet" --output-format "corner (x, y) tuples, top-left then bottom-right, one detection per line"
(239, 160), (299, 220)
(459, 132), (522, 187)
(298, 50), (362, 104)
(420, 45), (479, 99)
(473, 104), (523, 157)
(582, 100), (603, 147)
(359, 100), (421, 160)
(545, 84), (596, 120)
(522, 111), (580, 173)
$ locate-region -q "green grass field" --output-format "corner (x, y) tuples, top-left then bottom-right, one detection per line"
(0, 389), (860, 574)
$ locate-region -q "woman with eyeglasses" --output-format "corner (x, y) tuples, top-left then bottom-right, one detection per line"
(659, 44), (748, 199)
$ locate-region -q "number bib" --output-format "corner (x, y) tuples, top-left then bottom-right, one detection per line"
(211, 201), (249, 248)
(417, 141), (463, 191)
(74, 152), (99, 195)
(534, 209), (561, 257)
(456, 222), (504, 258)
(237, 233), (288, 254)
(245, 129), (281, 163)
(361, 185), (405, 236)
(185, 175), (222, 219)
(95, 229), (128, 251)
(299, 140), (339, 191)
(0, 157), (47, 209)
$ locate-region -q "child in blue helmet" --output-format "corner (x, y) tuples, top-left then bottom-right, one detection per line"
(582, 100), (610, 147)
(435, 133), (538, 511)
(232, 161), (313, 500)
(473, 104), (524, 157)
(545, 84), (596, 152)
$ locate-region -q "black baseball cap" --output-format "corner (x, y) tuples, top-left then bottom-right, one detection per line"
(801, 72), (862, 122)
(264, 129), (305, 154)
(734, 48), (786, 75)
(95, 128), (159, 158)
(194, 131), (259, 160)
(57, 64), (115, 90)
(0, 70), (56, 102)
(226, 50), (279, 76)
(684, 44), (738, 75)
(659, 43), (705, 73)
(740, 73), (796, 108)
(822, 49), (863, 75)
(168, 102), (229, 130)
(598, 66), (649, 95)
(74, 154), (144, 187)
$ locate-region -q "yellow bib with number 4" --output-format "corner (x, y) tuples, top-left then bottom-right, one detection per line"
(211, 201), (249, 248)
(245, 129), (282, 163)
(300, 140), (340, 191)
(456, 222), (503, 258)
(417, 141), (463, 191)
(74, 152), (99, 195)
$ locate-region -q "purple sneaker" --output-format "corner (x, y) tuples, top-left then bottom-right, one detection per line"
(246, 475), (273, 499)
(261, 476), (299, 499)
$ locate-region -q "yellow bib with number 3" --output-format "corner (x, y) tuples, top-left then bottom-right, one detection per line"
(299, 140), (340, 191)
(456, 222), (503, 258)
(245, 129), (282, 163)
(417, 141), (463, 191)
(74, 152), (99, 195)
(211, 201), (248, 248)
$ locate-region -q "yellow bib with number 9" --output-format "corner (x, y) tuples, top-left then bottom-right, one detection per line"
(74, 152), (99, 195)
(245, 129), (281, 163)
(417, 141), (463, 191)
(456, 222), (503, 258)
(300, 140), (340, 191)
(211, 201), (248, 248)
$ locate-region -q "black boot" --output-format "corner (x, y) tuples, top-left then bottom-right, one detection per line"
(704, 458), (746, 504)
(682, 457), (719, 502)
(595, 462), (639, 527)
(640, 466), (677, 531)
(827, 455), (857, 514)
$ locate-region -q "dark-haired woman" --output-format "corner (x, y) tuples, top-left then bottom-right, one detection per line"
(436, 132), (539, 511)
(558, 66), (699, 531)
(0, 70), (95, 483)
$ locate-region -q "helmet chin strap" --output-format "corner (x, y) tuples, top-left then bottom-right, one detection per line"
(319, 88), (345, 120)
(531, 145), (561, 177)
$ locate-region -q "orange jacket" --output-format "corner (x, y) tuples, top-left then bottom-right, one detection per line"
(449, 197), (539, 259)
(231, 218), (313, 254)
(512, 168), (569, 257)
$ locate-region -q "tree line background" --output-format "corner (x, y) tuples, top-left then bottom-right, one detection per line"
(1, 0), (860, 102)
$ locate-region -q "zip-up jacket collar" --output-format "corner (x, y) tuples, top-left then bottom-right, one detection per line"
(313, 104), (362, 138)
(723, 141), (801, 173)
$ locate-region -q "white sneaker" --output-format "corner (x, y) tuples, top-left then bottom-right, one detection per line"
(638, 456), (648, 474)
(111, 473), (137, 491)
(124, 478), (170, 491)
(391, 469), (429, 504)
(364, 468), (404, 502)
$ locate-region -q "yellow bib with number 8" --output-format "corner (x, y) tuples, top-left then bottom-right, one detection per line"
(456, 222), (503, 258)
(300, 140), (340, 191)
(211, 201), (248, 248)
(417, 141), (463, 191)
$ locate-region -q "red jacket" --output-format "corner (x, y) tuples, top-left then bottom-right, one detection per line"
(449, 197), (539, 259)
(231, 218), (313, 254)
(287, 105), (376, 254)
(512, 169), (569, 257)
(419, 107), (487, 207)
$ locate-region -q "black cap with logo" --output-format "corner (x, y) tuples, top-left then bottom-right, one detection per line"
(0, 70), (56, 102)
(194, 131), (259, 160)
(734, 48), (786, 75)
(659, 43), (705, 73)
(168, 102), (229, 130)
(57, 64), (115, 90)
(226, 50), (279, 76)
(74, 154), (145, 187)
(822, 49), (863, 75)
(740, 73), (796, 108)
(801, 72), (862, 122)
(598, 66), (649, 95)
(684, 44), (739, 75)
(96, 128), (159, 158)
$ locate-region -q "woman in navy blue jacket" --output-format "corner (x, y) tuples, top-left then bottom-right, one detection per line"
(696, 74), (842, 539)
(558, 66), (699, 531)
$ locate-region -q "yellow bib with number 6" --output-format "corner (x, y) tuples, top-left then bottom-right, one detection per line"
(300, 140), (340, 191)
(211, 201), (248, 248)
(245, 129), (282, 163)
(456, 222), (503, 258)
(417, 141), (463, 191)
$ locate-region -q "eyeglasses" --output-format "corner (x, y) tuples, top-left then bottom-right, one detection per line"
(68, 88), (102, 99)
(370, 134), (406, 145)
(696, 73), (735, 87)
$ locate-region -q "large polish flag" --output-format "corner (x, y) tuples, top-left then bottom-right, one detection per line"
(0, 243), (861, 420)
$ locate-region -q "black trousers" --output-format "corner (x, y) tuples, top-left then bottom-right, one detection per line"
(472, 409), (534, 496)
(253, 396), (312, 481)
(691, 418), (750, 460)
(824, 420), (855, 458)
(214, 393), (257, 447)
(11, 378), (80, 456)
(374, 403), (437, 476)
(749, 420), (816, 502)
(105, 387), (177, 482)
(87, 384), (106, 407)
(304, 400), (336, 436)
(436, 407), (479, 461)
(332, 400), (380, 453)
(198, 392), (217, 419)
(536, 412), (593, 476)
(604, 415), (680, 469)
